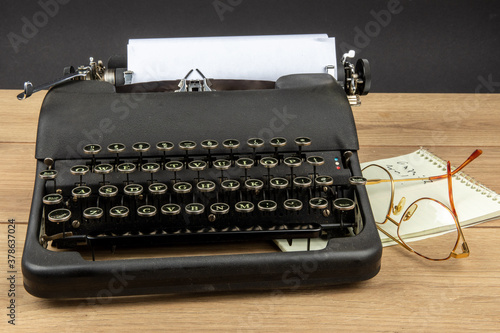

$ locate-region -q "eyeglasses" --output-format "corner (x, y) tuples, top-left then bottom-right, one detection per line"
(361, 149), (482, 261)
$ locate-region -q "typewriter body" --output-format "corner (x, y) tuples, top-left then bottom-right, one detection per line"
(21, 39), (381, 298)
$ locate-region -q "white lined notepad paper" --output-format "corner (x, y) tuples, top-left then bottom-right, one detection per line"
(127, 34), (337, 84)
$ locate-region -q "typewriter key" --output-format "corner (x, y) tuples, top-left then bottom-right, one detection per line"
(156, 141), (174, 151)
(165, 160), (183, 182)
(333, 198), (355, 211)
(99, 185), (119, 197)
(214, 159), (231, 180)
(72, 186), (91, 198)
(173, 182), (192, 194)
(83, 144), (101, 166)
(260, 157), (278, 168)
(39, 169), (58, 180)
(258, 200), (277, 212)
(223, 139), (240, 161)
(316, 175), (334, 186)
(70, 165), (89, 185)
(201, 140), (218, 164)
(247, 138), (264, 160)
(109, 206), (129, 218)
(83, 207), (104, 220)
(161, 203), (181, 215)
(47, 208), (72, 223)
(142, 162), (161, 182)
(197, 180), (216, 193)
(294, 137), (312, 157)
(43, 193), (63, 205)
(117, 162), (136, 184)
(284, 156), (301, 168)
(270, 177), (289, 190)
(94, 163), (113, 184)
(221, 179), (240, 192)
(188, 160), (208, 181)
(270, 137), (287, 159)
(179, 140), (197, 162)
(210, 203), (230, 215)
(108, 143), (126, 164)
(132, 142), (150, 166)
(293, 176), (312, 188)
(309, 197), (329, 210)
(236, 157), (254, 180)
(245, 179), (264, 192)
(124, 184), (143, 196)
(283, 198), (303, 211)
(137, 205), (157, 217)
(307, 156), (325, 191)
(185, 203), (205, 215)
(349, 176), (367, 186)
(235, 201), (254, 213)
(148, 183), (168, 195)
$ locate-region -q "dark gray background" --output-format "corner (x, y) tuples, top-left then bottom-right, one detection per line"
(1, 0), (499, 92)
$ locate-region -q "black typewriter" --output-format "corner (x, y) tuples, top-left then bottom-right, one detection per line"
(20, 50), (382, 298)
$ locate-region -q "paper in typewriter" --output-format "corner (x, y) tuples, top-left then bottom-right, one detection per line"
(362, 148), (500, 246)
(127, 34), (337, 84)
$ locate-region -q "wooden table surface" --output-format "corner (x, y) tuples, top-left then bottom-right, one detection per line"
(1, 89), (499, 332)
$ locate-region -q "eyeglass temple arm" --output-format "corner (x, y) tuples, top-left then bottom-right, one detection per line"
(446, 161), (470, 259)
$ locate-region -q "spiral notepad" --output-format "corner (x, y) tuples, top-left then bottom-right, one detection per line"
(361, 148), (500, 245)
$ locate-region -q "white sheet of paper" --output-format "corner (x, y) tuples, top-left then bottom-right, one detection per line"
(127, 34), (337, 84)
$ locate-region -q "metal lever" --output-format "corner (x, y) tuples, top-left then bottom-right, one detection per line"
(17, 70), (89, 100)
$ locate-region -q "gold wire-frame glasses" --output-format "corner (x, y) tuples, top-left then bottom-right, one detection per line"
(361, 149), (482, 261)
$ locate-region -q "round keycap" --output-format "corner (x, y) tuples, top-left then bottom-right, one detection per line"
(270, 137), (287, 148)
(201, 140), (219, 149)
(83, 207), (104, 219)
(270, 177), (289, 189)
(117, 162), (136, 173)
(197, 180), (216, 192)
(172, 182), (192, 194)
(293, 176), (312, 188)
(223, 139), (240, 149)
(107, 143), (126, 153)
(316, 175), (334, 186)
(188, 160), (208, 171)
(309, 197), (329, 209)
(123, 184), (143, 196)
(349, 176), (367, 186)
(94, 163), (113, 174)
(333, 198), (356, 211)
(258, 200), (278, 212)
(148, 183), (168, 195)
(260, 157), (278, 168)
(109, 206), (129, 218)
(70, 165), (89, 176)
(161, 203), (181, 215)
(294, 137), (312, 147)
(283, 199), (303, 211)
(72, 186), (91, 198)
(48, 208), (72, 223)
(165, 161), (183, 172)
(43, 193), (63, 205)
(141, 162), (161, 173)
(245, 179), (264, 191)
(179, 140), (197, 150)
(99, 185), (119, 197)
(306, 156), (325, 166)
(132, 142), (150, 152)
(284, 156), (302, 168)
(210, 203), (230, 215)
(213, 159), (231, 170)
(247, 138), (265, 148)
(156, 141), (174, 151)
(137, 205), (157, 217)
(235, 201), (254, 213)
(83, 144), (102, 154)
(39, 170), (58, 180)
(221, 179), (240, 191)
(236, 158), (254, 169)
(185, 203), (205, 215)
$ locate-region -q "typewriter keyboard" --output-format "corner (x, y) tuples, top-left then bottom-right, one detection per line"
(39, 137), (363, 252)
